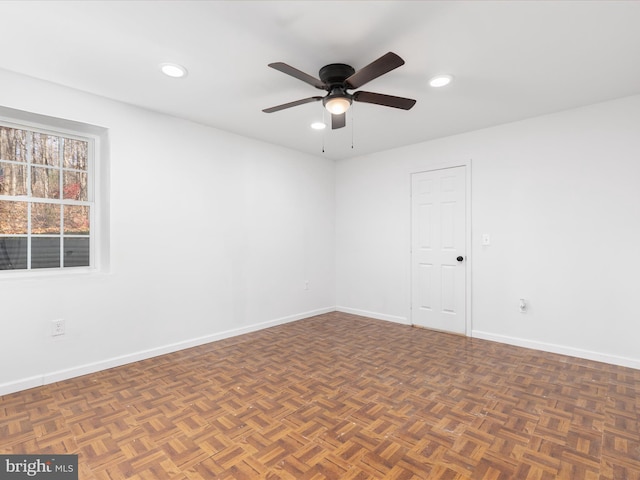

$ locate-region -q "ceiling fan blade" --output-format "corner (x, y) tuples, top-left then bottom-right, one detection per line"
(262, 96), (323, 113)
(331, 113), (346, 129)
(345, 52), (405, 89)
(268, 62), (326, 90)
(353, 91), (416, 110)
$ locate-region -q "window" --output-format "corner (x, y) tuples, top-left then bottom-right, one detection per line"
(0, 122), (94, 271)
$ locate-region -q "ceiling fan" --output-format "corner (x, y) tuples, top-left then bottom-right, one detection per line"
(262, 52), (416, 129)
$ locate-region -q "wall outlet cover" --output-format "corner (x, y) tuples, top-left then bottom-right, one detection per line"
(52, 319), (65, 336)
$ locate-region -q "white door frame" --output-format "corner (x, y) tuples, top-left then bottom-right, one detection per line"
(410, 159), (472, 335)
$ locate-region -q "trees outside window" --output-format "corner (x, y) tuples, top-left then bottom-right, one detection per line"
(0, 123), (93, 271)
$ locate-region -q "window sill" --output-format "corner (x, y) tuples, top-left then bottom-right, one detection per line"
(0, 267), (110, 282)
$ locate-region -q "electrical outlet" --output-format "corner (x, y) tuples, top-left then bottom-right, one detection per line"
(304, 280), (310, 291)
(52, 319), (65, 336)
(519, 299), (527, 313)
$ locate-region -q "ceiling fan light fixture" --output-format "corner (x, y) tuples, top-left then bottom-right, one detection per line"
(429, 74), (453, 87)
(324, 96), (352, 115)
(160, 63), (188, 78)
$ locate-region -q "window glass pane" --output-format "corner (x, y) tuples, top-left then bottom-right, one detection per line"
(32, 237), (60, 269)
(64, 205), (90, 234)
(0, 200), (28, 234)
(63, 171), (88, 201)
(63, 139), (88, 170)
(0, 127), (27, 162)
(32, 203), (60, 234)
(32, 133), (60, 166)
(64, 237), (90, 267)
(0, 121), (94, 272)
(0, 162), (27, 196)
(31, 166), (60, 199)
(0, 237), (27, 270)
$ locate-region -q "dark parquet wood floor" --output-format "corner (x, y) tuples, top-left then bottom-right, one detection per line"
(1, 312), (640, 479)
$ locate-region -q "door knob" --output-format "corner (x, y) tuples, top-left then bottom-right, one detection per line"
(456, 256), (464, 262)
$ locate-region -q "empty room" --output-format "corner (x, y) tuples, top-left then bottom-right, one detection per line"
(1, 1), (639, 479)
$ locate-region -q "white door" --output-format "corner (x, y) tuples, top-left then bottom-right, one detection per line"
(411, 167), (467, 334)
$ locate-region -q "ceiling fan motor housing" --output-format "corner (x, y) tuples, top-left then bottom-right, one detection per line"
(320, 63), (356, 112)
(319, 63), (356, 87)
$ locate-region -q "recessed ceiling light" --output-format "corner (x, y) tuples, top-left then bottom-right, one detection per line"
(429, 74), (453, 87)
(160, 63), (188, 78)
(310, 122), (326, 130)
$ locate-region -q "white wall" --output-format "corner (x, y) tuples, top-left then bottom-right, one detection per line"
(336, 94), (640, 368)
(2, 69), (638, 396)
(0, 69), (336, 394)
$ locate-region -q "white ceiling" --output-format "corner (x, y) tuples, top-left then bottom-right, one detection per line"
(1, 1), (640, 160)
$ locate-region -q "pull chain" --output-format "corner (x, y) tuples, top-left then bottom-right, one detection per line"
(322, 109), (326, 153)
(351, 106), (354, 149)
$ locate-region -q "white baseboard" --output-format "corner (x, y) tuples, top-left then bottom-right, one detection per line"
(0, 376), (44, 396)
(7, 310), (634, 397)
(473, 330), (640, 370)
(335, 306), (409, 325)
(0, 307), (335, 396)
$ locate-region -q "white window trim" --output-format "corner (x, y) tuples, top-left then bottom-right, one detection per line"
(0, 106), (109, 279)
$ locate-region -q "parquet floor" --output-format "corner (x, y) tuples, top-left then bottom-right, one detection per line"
(1, 312), (640, 479)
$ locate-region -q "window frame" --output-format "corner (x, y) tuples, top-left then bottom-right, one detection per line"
(0, 115), (100, 276)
